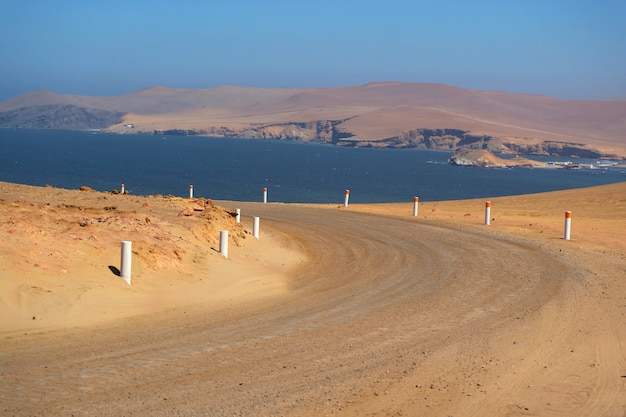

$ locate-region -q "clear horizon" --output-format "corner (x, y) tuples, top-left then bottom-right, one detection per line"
(1, 0), (625, 102)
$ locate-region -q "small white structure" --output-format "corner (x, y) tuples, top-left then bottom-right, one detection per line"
(564, 211), (572, 240)
(253, 217), (260, 239)
(120, 241), (132, 285)
(219, 230), (229, 258)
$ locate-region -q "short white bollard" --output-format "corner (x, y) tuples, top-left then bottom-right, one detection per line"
(413, 196), (419, 217)
(235, 208), (241, 223)
(219, 230), (229, 258)
(120, 241), (132, 285)
(564, 211), (572, 240)
(253, 216), (260, 239)
(485, 201), (491, 225)
(344, 189), (350, 207)
(189, 184), (194, 199)
(263, 187), (268, 203)
(121, 183), (125, 194)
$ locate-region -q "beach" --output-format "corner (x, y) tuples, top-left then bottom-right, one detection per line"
(1, 181), (625, 416)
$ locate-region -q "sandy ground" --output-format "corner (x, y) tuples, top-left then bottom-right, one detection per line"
(0, 181), (625, 416)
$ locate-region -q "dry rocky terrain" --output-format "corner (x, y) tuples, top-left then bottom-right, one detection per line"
(2, 82), (625, 159)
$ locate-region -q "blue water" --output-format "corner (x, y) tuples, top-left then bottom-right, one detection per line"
(0, 129), (623, 203)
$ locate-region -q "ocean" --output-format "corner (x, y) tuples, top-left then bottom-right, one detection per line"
(0, 129), (624, 203)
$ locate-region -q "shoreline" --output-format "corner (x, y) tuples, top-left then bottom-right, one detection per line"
(4, 126), (626, 162)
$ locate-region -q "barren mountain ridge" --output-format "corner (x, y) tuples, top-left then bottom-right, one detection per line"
(1, 82), (625, 159)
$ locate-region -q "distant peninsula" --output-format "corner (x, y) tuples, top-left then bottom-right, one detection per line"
(448, 149), (546, 168)
(1, 82), (625, 160)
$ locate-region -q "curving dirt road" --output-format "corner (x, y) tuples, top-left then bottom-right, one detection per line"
(1, 202), (624, 416)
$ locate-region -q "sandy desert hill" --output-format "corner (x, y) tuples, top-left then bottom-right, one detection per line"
(1, 82), (625, 159)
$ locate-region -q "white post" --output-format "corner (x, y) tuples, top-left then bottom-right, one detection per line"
(413, 196), (419, 217)
(189, 184), (194, 199)
(253, 216), (260, 239)
(120, 241), (132, 285)
(263, 187), (268, 203)
(121, 183), (125, 194)
(485, 201), (491, 225)
(219, 230), (229, 257)
(235, 208), (241, 223)
(344, 189), (350, 207)
(564, 211), (572, 240)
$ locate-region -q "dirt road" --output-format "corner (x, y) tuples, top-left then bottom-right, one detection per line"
(3, 199), (624, 416)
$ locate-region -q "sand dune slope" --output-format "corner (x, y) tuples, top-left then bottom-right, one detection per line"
(3, 83), (626, 156)
(0, 182), (625, 416)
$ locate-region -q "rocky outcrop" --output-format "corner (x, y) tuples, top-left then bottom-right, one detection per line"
(335, 128), (508, 152)
(172, 120), (355, 143)
(0, 104), (124, 129)
(334, 128), (622, 160)
(336, 128), (464, 148)
(153, 129), (206, 136)
(502, 140), (610, 159)
(334, 128), (504, 151)
(448, 149), (545, 168)
(236, 120), (355, 143)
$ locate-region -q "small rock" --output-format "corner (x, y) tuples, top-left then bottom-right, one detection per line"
(178, 207), (194, 217)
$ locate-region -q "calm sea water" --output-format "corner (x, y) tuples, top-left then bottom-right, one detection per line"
(0, 129), (624, 203)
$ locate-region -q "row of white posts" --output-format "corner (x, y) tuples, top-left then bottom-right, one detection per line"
(220, 213), (259, 258)
(118, 188), (575, 285)
(484, 201), (572, 240)
(356, 194), (571, 240)
(119, 214), (260, 284)
(348, 192), (571, 242)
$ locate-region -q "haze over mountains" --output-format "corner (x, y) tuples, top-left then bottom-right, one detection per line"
(1, 82), (625, 159)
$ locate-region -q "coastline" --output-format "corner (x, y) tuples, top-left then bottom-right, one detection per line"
(3, 129), (626, 205)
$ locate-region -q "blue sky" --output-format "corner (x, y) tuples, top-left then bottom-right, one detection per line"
(1, 0), (624, 101)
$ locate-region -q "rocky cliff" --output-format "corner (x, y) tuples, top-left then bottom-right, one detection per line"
(448, 149), (545, 168)
(0, 104), (124, 130)
(152, 120), (355, 143)
(2, 83), (624, 160)
(333, 128), (621, 160)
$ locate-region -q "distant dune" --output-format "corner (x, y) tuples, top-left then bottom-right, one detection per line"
(1, 82), (625, 159)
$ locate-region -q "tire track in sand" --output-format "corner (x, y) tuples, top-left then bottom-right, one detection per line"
(1, 204), (583, 416)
